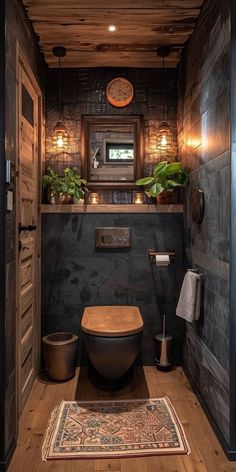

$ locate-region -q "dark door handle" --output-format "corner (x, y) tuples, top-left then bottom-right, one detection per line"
(19, 223), (37, 233)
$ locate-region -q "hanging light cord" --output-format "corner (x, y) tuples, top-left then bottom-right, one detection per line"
(58, 56), (62, 121)
(165, 55), (168, 123)
(162, 55), (165, 121)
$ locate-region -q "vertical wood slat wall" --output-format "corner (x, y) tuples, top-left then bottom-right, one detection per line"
(230, 0), (236, 455)
(1, 0), (45, 469)
(0, 0), (7, 469)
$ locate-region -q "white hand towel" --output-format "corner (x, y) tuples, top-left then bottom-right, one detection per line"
(176, 270), (202, 322)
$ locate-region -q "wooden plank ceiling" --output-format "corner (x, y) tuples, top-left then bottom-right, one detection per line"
(22, 0), (205, 68)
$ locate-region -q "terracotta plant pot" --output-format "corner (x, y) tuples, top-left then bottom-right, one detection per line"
(156, 188), (179, 204)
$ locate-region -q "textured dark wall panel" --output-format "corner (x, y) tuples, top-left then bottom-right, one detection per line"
(45, 68), (178, 201)
(42, 213), (185, 365)
(178, 0), (230, 446)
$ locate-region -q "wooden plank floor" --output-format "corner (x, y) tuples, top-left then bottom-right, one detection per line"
(9, 367), (236, 472)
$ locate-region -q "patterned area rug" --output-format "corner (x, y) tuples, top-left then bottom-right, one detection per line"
(42, 397), (190, 460)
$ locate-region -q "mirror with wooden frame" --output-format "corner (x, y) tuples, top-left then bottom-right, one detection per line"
(81, 115), (144, 189)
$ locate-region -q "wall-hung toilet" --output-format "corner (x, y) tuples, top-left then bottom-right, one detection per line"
(81, 306), (144, 380)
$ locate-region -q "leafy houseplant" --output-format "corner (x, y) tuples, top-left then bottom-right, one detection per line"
(61, 167), (88, 203)
(42, 166), (88, 204)
(136, 161), (188, 204)
(42, 167), (66, 204)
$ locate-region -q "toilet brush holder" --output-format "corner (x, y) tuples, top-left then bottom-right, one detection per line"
(155, 314), (173, 368)
(155, 334), (173, 368)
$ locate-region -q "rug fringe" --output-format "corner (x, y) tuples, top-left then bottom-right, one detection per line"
(164, 396), (191, 455)
(42, 400), (64, 462)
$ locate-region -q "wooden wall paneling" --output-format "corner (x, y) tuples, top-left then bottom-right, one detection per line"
(41, 53), (180, 70)
(21, 0), (205, 68)
(15, 42), (21, 431)
(230, 0), (236, 455)
(3, 0), (46, 467)
(36, 94), (44, 374)
(0, 0), (6, 469)
(4, 263), (17, 457)
(22, 0), (205, 7)
(17, 50), (42, 414)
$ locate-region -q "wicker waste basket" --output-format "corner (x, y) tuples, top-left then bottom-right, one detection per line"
(42, 332), (78, 381)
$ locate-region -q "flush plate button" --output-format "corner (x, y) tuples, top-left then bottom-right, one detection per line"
(95, 227), (131, 248)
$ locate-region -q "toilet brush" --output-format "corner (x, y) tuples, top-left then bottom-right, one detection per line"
(155, 314), (173, 368)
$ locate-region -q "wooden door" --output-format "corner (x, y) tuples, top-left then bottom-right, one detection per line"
(17, 57), (41, 413)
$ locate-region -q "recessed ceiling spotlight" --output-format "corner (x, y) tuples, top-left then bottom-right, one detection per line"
(108, 24), (117, 32)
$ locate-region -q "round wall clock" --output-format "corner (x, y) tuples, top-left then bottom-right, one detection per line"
(106, 78), (134, 108)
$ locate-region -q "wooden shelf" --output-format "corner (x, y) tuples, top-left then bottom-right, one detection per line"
(41, 204), (183, 214)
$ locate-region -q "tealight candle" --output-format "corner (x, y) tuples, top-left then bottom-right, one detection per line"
(90, 192), (100, 204)
(133, 192), (144, 204)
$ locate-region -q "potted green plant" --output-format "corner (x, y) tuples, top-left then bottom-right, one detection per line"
(136, 161), (188, 204)
(61, 167), (88, 204)
(42, 166), (88, 204)
(42, 166), (67, 204)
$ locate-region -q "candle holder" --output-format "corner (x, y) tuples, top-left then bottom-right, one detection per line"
(133, 191), (144, 204)
(90, 192), (100, 205)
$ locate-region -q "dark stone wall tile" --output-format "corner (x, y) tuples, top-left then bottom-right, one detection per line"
(184, 325), (230, 444)
(184, 158), (230, 264)
(45, 68), (178, 197)
(177, 0), (230, 445)
(181, 51), (230, 135)
(200, 90), (230, 164)
(42, 213), (184, 365)
(203, 286), (229, 337)
(200, 320), (229, 370)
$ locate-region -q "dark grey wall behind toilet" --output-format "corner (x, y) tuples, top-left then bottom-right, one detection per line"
(42, 213), (184, 365)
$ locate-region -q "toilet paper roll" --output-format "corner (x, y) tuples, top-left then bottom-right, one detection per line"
(155, 254), (170, 266)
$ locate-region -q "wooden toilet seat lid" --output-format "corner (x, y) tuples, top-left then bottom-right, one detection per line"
(81, 306), (144, 337)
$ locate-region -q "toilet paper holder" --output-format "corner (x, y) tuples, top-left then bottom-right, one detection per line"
(148, 249), (175, 263)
